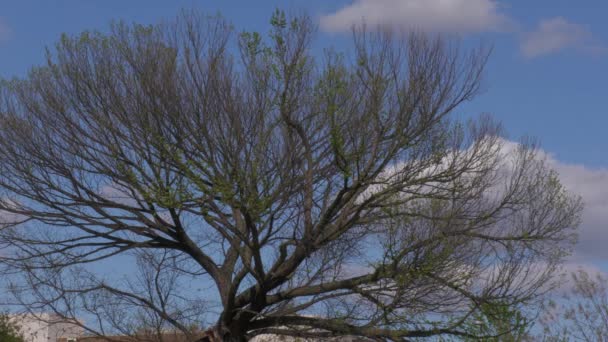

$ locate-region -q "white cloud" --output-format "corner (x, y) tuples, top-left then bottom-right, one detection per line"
(532, 149), (608, 261)
(552, 166), (608, 260)
(486, 142), (608, 291)
(320, 0), (511, 34)
(369, 138), (607, 262)
(476, 140), (608, 262)
(521, 17), (605, 58)
(321, 2), (605, 59)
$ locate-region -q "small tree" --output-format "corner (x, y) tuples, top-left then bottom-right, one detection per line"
(540, 269), (608, 341)
(0, 9), (582, 341)
(0, 313), (24, 342)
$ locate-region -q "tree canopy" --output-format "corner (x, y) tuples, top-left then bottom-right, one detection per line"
(0, 9), (582, 342)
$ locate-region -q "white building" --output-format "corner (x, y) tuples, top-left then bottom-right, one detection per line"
(9, 313), (84, 342)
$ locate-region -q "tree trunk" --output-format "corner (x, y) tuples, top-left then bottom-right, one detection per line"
(196, 325), (248, 342)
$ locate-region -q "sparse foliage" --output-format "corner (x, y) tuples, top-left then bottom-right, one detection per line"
(458, 303), (533, 342)
(0, 9), (582, 342)
(540, 269), (608, 341)
(0, 313), (24, 342)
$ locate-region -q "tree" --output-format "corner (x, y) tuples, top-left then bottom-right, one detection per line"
(0, 9), (582, 342)
(457, 302), (533, 342)
(0, 313), (24, 342)
(540, 269), (608, 341)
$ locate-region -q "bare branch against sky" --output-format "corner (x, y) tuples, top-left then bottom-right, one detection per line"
(0, 9), (582, 342)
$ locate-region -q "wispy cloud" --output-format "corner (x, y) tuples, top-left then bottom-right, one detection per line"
(521, 17), (606, 58)
(320, 0), (512, 34)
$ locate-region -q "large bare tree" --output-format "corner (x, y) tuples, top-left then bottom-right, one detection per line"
(0, 10), (582, 342)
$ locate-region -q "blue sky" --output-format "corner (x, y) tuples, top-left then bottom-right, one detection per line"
(1, 0), (607, 267)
